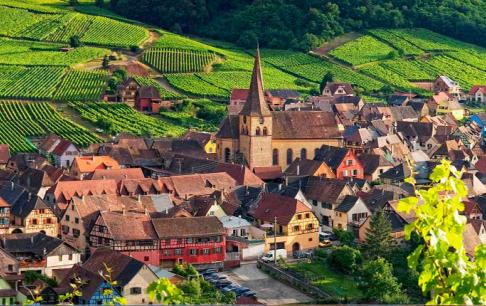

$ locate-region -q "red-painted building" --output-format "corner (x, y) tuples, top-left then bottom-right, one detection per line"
(152, 217), (226, 269)
(88, 211), (226, 269)
(314, 145), (364, 180)
(135, 86), (171, 114)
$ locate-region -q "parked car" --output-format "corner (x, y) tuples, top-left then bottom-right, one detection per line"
(319, 240), (332, 248)
(261, 249), (287, 262)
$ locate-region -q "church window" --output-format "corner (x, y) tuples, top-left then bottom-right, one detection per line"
(263, 127), (268, 136)
(224, 148), (231, 162)
(300, 148), (307, 159)
(286, 149), (293, 165)
(272, 149), (279, 165)
(256, 127), (261, 135)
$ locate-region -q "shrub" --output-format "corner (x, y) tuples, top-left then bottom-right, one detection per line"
(328, 245), (362, 274)
(70, 35), (81, 48)
(130, 45), (141, 53)
(333, 228), (355, 245)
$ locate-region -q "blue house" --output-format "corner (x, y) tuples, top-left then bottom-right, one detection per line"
(56, 264), (121, 305)
(469, 113), (486, 140)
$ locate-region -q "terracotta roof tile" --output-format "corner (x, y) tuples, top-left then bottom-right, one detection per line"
(0, 144), (10, 164)
(272, 111), (341, 139)
(213, 163), (264, 186)
(253, 193), (312, 225)
(87, 168), (145, 183)
(151, 216), (225, 238)
(99, 211), (157, 240)
(48, 179), (118, 204)
(72, 156), (121, 173)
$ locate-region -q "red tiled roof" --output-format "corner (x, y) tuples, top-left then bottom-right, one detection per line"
(88, 168), (145, 183)
(52, 139), (75, 156)
(0, 196), (9, 208)
(253, 193), (312, 225)
(0, 144), (10, 164)
(151, 216), (225, 238)
(230, 89), (249, 101)
(213, 164), (264, 186)
(253, 166), (282, 180)
(47, 179), (118, 204)
(73, 156), (121, 173)
(468, 85), (486, 95)
(475, 156), (486, 173)
(100, 211), (157, 240)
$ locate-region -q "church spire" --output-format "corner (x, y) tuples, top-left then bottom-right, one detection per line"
(239, 47), (271, 117)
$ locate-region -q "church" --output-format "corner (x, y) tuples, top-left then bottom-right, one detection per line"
(215, 48), (343, 171)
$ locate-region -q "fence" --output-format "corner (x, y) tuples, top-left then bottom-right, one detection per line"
(257, 259), (330, 299)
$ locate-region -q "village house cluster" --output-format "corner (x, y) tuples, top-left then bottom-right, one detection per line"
(0, 51), (485, 305)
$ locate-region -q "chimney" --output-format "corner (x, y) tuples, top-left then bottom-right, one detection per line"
(122, 205), (126, 216)
(31, 236), (34, 244)
(137, 194), (141, 203)
(102, 175), (106, 180)
(165, 207), (168, 215)
(144, 207), (149, 216)
(296, 165), (300, 176)
(11, 182), (14, 191)
(278, 183), (282, 191)
(28, 193), (31, 201)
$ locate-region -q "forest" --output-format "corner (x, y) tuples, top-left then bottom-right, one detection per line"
(109, 0), (486, 50)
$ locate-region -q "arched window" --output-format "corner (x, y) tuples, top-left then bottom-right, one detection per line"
(224, 148), (231, 162)
(256, 127), (261, 136)
(300, 148), (307, 159)
(286, 149), (293, 165)
(263, 127), (268, 136)
(314, 148), (320, 158)
(272, 149), (279, 165)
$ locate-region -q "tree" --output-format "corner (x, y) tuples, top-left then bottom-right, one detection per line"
(147, 278), (183, 305)
(359, 257), (409, 304)
(397, 160), (486, 304)
(113, 68), (128, 82)
(69, 35), (81, 48)
(95, 0), (104, 7)
(102, 55), (109, 69)
(328, 245), (362, 274)
(320, 72), (334, 94)
(387, 50), (399, 59)
(362, 210), (394, 259)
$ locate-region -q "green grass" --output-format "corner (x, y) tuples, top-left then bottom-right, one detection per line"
(288, 260), (363, 300)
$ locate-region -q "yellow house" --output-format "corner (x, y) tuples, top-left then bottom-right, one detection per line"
(10, 194), (58, 237)
(432, 92), (465, 120)
(253, 193), (319, 254)
(183, 130), (217, 154)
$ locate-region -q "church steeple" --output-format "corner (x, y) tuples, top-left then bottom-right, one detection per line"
(239, 47), (271, 117)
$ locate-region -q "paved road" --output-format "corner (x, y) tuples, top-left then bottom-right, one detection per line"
(221, 263), (313, 305)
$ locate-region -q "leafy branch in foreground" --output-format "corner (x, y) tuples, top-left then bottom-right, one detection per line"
(398, 160), (486, 305)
